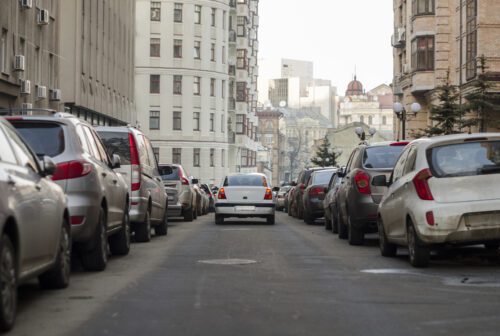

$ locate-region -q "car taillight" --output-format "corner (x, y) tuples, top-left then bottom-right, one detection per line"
(299, 184), (305, 192)
(413, 168), (434, 201)
(309, 186), (325, 196)
(264, 188), (273, 200)
(218, 187), (227, 199)
(70, 216), (85, 225)
(181, 177), (190, 185)
(354, 171), (371, 195)
(52, 161), (92, 181)
(129, 133), (141, 191)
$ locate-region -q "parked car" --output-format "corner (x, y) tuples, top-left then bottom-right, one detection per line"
(375, 134), (500, 267)
(336, 141), (408, 245)
(302, 169), (336, 224)
(323, 169), (344, 233)
(286, 185), (296, 217)
(96, 126), (169, 241)
(293, 168), (329, 219)
(193, 182), (208, 216)
(200, 183), (216, 212)
(164, 186), (179, 217)
(158, 164), (198, 221)
(276, 186), (291, 211)
(215, 173), (275, 225)
(0, 117), (71, 331)
(8, 113), (130, 271)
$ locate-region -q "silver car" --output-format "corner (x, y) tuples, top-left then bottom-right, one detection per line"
(0, 118), (71, 331)
(375, 134), (500, 267)
(8, 113), (130, 272)
(158, 164), (198, 221)
(96, 126), (169, 241)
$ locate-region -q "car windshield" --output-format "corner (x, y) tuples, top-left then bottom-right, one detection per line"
(12, 122), (65, 158)
(312, 170), (335, 185)
(429, 141), (500, 177)
(363, 145), (406, 169)
(224, 175), (268, 187)
(159, 166), (179, 180)
(97, 131), (131, 165)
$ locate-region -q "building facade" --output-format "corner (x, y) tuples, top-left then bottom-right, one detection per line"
(392, 0), (500, 137)
(256, 107), (284, 185)
(0, 0), (61, 111)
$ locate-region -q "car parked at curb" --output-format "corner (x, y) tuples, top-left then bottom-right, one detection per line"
(302, 169), (336, 224)
(276, 185), (291, 211)
(375, 134), (500, 267)
(293, 167), (328, 219)
(286, 185), (296, 217)
(200, 183), (216, 212)
(158, 164), (198, 221)
(323, 169), (344, 233)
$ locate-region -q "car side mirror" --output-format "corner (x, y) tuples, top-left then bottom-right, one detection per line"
(272, 187), (280, 192)
(191, 178), (199, 184)
(111, 154), (121, 169)
(372, 175), (389, 187)
(41, 156), (56, 177)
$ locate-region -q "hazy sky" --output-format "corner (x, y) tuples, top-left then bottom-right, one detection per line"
(258, 0), (394, 95)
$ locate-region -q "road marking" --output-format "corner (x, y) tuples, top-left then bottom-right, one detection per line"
(198, 259), (258, 265)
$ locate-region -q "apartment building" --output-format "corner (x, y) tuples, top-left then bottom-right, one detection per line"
(393, 0), (500, 137)
(0, 0), (61, 111)
(60, 0), (136, 125)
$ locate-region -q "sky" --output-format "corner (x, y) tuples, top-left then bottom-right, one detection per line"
(258, 0), (394, 95)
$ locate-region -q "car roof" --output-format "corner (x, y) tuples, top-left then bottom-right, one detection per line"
(410, 133), (500, 145)
(5, 113), (89, 127)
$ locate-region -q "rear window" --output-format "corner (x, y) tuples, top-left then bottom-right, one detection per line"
(97, 131), (131, 165)
(363, 145), (406, 169)
(159, 166), (179, 180)
(12, 122), (65, 158)
(429, 141), (500, 178)
(224, 175), (268, 187)
(312, 170), (335, 185)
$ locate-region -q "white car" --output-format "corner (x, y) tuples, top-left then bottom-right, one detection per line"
(374, 133), (500, 267)
(215, 173), (276, 224)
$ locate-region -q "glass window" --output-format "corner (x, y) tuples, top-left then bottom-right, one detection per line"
(210, 78), (215, 96)
(173, 112), (182, 130)
(193, 76), (201, 95)
(211, 43), (215, 61)
(210, 149), (215, 167)
(193, 148), (200, 167)
(149, 111), (160, 130)
(82, 126), (100, 160)
(159, 165), (179, 180)
(221, 149), (225, 167)
(222, 80), (226, 98)
(0, 126), (18, 164)
(236, 82), (247, 102)
(194, 41), (201, 59)
(3, 126), (39, 172)
(211, 8), (216, 26)
(411, 36), (434, 71)
(150, 74), (160, 94)
(363, 145), (407, 169)
(172, 148), (181, 164)
(237, 16), (247, 37)
(193, 112), (200, 131)
(412, 0), (434, 16)
(12, 122), (65, 158)
(97, 131), (131, 165)
(174, 3), (183, 22)
(135, 134), (150, 166)
(173, 75), (182, 94)
(174, 39), (182, 58)
(150, 37), (160, 57)
(91, 131), (110, 165)
(236, 114), (244, 134)
(236, 49), (247, 69)
(151, 2), (161, 21)
(194, 5), (202, 24)
(153, 147), (160, 162)
(210, 113), (215, 132)
(224, 174), (268, 187)
(465, 0), (477, 80)
(312, 170), (335, 185)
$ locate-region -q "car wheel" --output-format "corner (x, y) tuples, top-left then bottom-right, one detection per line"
(377, 217), (397, 257)
(297, 204), (304, 219)
(331, 209), (339, 234)
(39, 221), (71, 289)
(347, 215), (364, 246)
(81, 207), (108, 271)
(304, 211), (315, 225)
(154, 207), (168, 236)
(338, 210), (348, 240)
(184, 207), (194, 222)
(287, 204), (292, 217)
(324, 214), (332, 230)
(135, 209), (152, 243)
(215, 214), (224, 225)
(109, 209), (131, 255)
(0, 235), (17, 332)
(267, 215), (275, 225)
(407, 221), (430, 268)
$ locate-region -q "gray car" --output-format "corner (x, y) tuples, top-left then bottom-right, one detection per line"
(0, 118), (71, 331)
(323, 170), (344, 234)
(96, 126), (169, 241)
(158, 164), (198, 221)
(302, 169), (336, 224)
(8, 113), (130, 272)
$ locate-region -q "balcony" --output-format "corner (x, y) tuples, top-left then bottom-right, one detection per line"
(411, 71), (435, 94)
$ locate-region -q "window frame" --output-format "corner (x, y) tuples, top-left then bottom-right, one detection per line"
(150, 37), (161, 57)
(173, 75), (182, 95)
(150, 2), (161, 21)
(411, 35), (435, 71)
(173, 39), (183, 58)
(174, 3), (183, 23)
(150, 74), (160, 94)
(173, 111), (182, 131)
(149, 110), (160, 130)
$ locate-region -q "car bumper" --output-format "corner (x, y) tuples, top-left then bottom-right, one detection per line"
(67, 193), (100, 243)
(215, 203), (275, 217)
(167, 203), (183, 217)
(305, 198), (325, 217)
(130, 195), (148, 223)
(350, 195), (379, 231)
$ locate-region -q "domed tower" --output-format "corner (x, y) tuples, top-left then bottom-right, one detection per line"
(345, 76), (364, 96)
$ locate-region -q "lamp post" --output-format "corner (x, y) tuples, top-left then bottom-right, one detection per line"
(393, 102), (421, 140)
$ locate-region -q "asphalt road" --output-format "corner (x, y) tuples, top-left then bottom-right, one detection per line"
(10, 212), (500, 336)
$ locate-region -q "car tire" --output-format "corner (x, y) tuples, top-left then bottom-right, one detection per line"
(304, 211), (315, 225)
(297, 204), (304, 219)
(287, 204), (292, 217)
(0, 235), (17, 332)
(325, 214), (332, 230)
(267, 215), (275, 225)
(407, 221), (430, 268)
(39, 221), (71, 289)
(347, 215), (364, 246)
(184, 207), (194, 222)
(331, 209), (339, 234)
(338, 211), (348, 240)
(109, 209), (131, 255)
(135, 209), (152, 243)
(215, 214), (224, 225)
(154, 208), (168, 236)
(81, 207), (108, 272)
(377, 217), (397, 257)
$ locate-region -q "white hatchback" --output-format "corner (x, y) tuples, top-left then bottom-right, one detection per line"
(215, 173), (276, 224)
(374, 133), (500, 267)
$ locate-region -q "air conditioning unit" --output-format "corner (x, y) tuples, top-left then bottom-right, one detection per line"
(14, 55), (25, 71)
(37, 9), (49, 25)
(20, 0), (32, 9)
(49, 89), (61, 101)
(20, 80), (31, 95)
(36, 85), (47, 99)
(397, 27), (406, 44)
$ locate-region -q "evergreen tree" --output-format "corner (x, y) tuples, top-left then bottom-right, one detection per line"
(310, 136), (339, 167)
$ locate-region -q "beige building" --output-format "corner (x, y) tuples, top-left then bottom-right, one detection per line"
(60, 0), (136, 125)
(0, 0), (61, 110)
(393, 0), (500, 137)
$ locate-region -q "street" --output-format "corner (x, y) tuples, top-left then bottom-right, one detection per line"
(11, 212), (500, 336)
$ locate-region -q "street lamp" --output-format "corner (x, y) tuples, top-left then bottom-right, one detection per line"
(393, 102), (421, 140)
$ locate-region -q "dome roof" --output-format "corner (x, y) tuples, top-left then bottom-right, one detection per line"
(345, 76), (364, 96)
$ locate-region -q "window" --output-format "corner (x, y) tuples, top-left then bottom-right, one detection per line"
(465, 0), (477, 80)
(193, 76), (201, 95)
(222, 80), (226, 98)
(236, 49), (247, 69)
(411, 36), (434, 71)
(150, 74), (160, 94)
(173, 75), (182, 94)
(222, 46), (226, 64)
(222, 11), (226, 29)
(150, 110), (160, 130)
(0, 128), (17, 164)
(174, 39), (182, 58)
(193, 112), (200, 131)
(151, 2), (161, 21)
(210, 78), (216, 96)
(194, 41), (201, 59)
(211, 8), (216, 27)
(172, 148), (181, 164)
(150, 38), (160, 57)
(210, 149), (215, 167)
(412, 0), (434, 16)
(193, 149), (200, 167)
(211, 43), (215, 61)
(210, 113), (215, 131)
(194, 5), (202, 24)
(221, 149), (225, 167)
(237, 16), (247, 37)
(153, 147), (160, 162)
(236, 114), (244, 134)
(174, 3), (183, 22)
(173, 111), (182, 130)
(0, 29), (7, 73)
(241, 149), (248, 167)
(236, 82), (247, 102)
(221, 115), (225, 133)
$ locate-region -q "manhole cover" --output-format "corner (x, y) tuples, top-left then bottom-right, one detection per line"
(198, 259), (257, 265)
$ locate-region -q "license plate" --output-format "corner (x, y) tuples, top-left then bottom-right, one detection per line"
(235, 206), (255, 212)
(465, 212), (500, 228)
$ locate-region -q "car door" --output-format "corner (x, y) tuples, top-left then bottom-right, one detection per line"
(143, 136), (165, 221)
(339, 149), (359, 222)
(324, 174), (337, 218)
